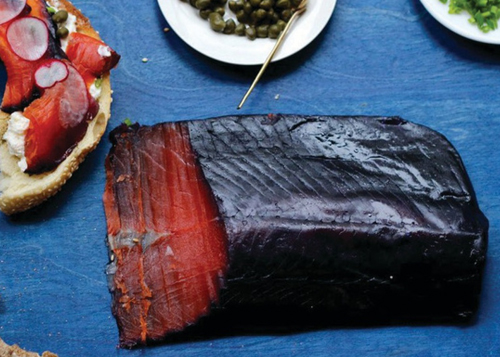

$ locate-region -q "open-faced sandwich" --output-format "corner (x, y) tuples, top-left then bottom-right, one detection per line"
(0, 337), (57, 357)
(0, 0), (120, 215)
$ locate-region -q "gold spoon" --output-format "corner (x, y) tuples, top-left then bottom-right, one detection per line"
(237, 0), (308, 110)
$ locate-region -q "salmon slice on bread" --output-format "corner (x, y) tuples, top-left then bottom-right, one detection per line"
(0, 0), (120, 215)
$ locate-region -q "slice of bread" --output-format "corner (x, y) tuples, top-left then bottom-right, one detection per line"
(0, 0), (116, 215)
(0, 337), (58, 357)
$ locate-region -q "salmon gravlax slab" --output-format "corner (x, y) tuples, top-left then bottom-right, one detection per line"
(104, 115), (488, 347)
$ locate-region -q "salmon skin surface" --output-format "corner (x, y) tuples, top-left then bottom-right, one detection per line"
(104, 115), (488, 347)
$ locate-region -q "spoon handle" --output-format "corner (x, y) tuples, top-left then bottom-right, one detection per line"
(237, 0), (308, 110)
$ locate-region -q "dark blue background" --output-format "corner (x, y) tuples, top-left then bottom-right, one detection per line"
(1, 0), (499, 355)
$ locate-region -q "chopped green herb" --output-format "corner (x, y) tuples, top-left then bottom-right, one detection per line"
(124, 118), (133, 126)
(46, 6), (56, 15)
(94, 78), (103, 89)
(440, 0), (500, 33)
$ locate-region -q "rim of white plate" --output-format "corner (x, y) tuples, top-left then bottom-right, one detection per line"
(420, 0), (500, 44)
(157, 0), (337, 65)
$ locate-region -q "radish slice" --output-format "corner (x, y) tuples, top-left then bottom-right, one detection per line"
(0, 0), (26, 25)
(6, 16), (49, 61)
(60, 65), (91, 128)
(35, 60), (69, 89)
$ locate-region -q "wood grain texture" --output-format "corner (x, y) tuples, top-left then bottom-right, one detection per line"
(0, 0), (499, 356)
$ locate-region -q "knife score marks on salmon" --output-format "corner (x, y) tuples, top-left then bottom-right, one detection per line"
(103, 115), (488, 348)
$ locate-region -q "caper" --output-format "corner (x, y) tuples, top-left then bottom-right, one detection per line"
(228, 0), (241, 12)
(256, 24), (269, 38)
(208, 12), (226, 32)
(213, 6), (225, 15)
(268, 24), (280, 38)
(250, 11), (258, 24)
(223, 18), (236, 34)
(245, 26), (256, 40)
(291, 0), (302, 6)
(195, 0), (211, 10)
(276, 19), (287, 31)
(243, 2), (253, 14)
(270, 12), (279, 23)
(214, 0), (227, 4)
(199, 9), (211, 19)
(56, 26), (69, 38)
(255, 8), (267, 21)
(280, 9), (292, 21)
(250, 0), (261, 7)
(276, 0), (290, 9)
(52, 10), (68, 23)
(236, 9), (248, 22)
(235, 23), (246, 35)
(260, 0), (273, 9)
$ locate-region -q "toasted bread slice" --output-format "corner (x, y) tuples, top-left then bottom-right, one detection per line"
(0, 337), (58, 357)
(0, 0), (116, 215)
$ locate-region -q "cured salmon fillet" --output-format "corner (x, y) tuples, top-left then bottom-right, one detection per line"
(23, 61), (99, 173)
(104, 115), (488, 347)
(65, 32), (120, 87)
(103, 122), (228, 347)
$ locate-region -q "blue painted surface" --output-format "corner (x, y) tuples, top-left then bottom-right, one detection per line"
(0, 0), (499, 355)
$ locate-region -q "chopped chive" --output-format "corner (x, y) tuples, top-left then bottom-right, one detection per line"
(94, 78), (103, 89)
(487, 18), (496, 30)
(46, 6), (56, 15)
(124, 118), (133, 127)
(440, 0), (500, 32)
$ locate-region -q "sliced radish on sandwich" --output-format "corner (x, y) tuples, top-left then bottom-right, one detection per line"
(59, 64), (95, 128)
(7, 16), (49, 61)
(35, 60), (69, 89)
(0, 1), (65, 112)
(0, 0), (27, 25)
(24, 61), (99, 173)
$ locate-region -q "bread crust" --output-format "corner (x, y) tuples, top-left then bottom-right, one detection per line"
(0, 338), (58, 357)
(0, 0), (115, 215)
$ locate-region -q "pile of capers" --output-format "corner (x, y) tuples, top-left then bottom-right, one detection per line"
(183, 0), (301, 40)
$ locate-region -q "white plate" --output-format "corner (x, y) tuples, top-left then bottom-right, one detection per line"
(420, 0), (500, 44)
(157, 0), (336, 65)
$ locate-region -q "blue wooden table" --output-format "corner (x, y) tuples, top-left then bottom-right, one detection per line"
(1, 0), (499, 355)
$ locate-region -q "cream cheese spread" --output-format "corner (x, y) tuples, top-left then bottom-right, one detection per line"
(89, 80), (102, 99)
(3, 112), (30, 172)
(98, 45), (112, 57)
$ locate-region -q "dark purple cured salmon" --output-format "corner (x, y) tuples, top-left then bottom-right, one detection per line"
(104, 115), (488, 347)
